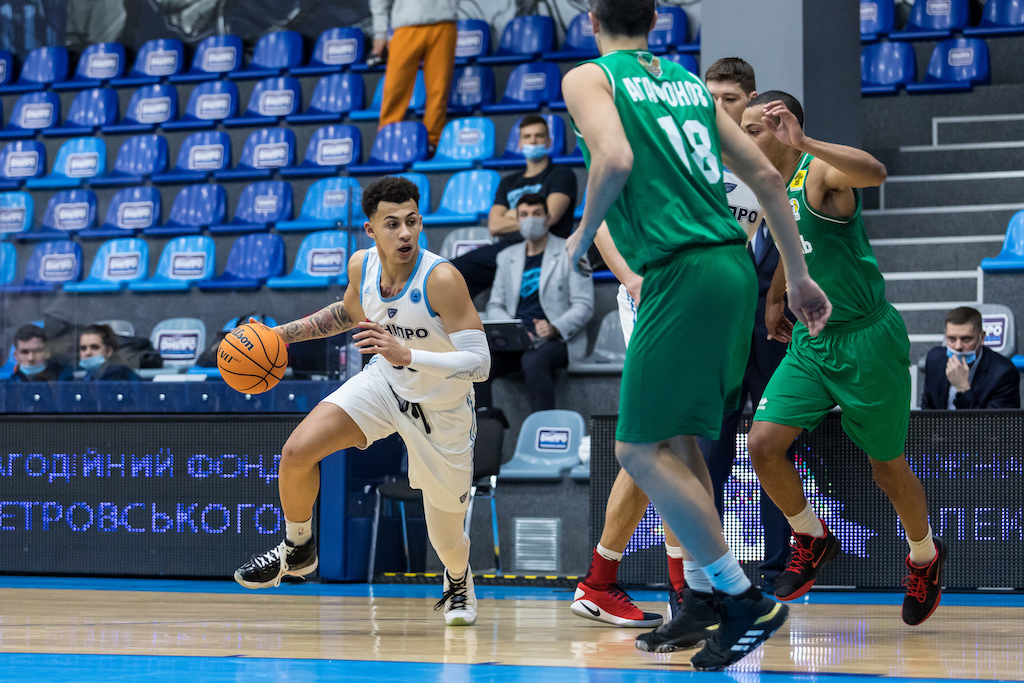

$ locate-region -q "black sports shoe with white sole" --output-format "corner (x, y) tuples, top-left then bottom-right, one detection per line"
(689, 587), (789, 671)
(234, 537), (318, 589)
(636, 588), (719, 653)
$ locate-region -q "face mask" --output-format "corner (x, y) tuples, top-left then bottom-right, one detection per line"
(945, 346), (977, 365)
(80, 355), (106, 371)
(521, 143), (548, 160)
(19, 362), (46, 376)
(519, 215), (548, 240)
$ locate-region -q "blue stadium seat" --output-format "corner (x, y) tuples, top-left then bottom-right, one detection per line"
(442, 65), (496, 114)
(210, 180), (292, 234)
(225, 76), (302, 126)
(981, 210), (1024, 272)
(102, 84), (178, 133)
(0, 240), (81, 292)
(350, 70), (425, 121)
(80, 186), (162, 238)
(0, 51), (14, 88)
(268, 230), (347, 289)
(280, 124), (361, 178)
(575, 187), (586, 219)
(455, 19), (492, 63)
(890, 0), (968, 39)
(552, 140), (584, 166)
(54, 43), (125, 90)
(287, 72), (364, 123)
(498, 410), (585, 481)
(568, 311), (626, 374)
(148, 318), (207, 369)
(0, 91), (60, 139)
(0, 191), (32, 237)
(26, 138), (106, 189)
(0, 241), (15, 284)
(0, 141), (45, 187)
(413, 117), (494, 172)
(348, 122), (428, 174)
(214, 128), (295, 180)
(861, 42), (916, 94)
(440, 227), (495, 260)
(91, 134), (168, 186)
(21, 189), (97, 240)
(482, 114), (565, 169)
(171, 34), (243, 82)
(44, 87), (120, 136)
(396, 172), (431, 213)
(421, 170), (500, 226)
(111, 38), (185, 86)
(153, 130), (230, 184)
(649, 6), (689, 53)
(543, 13), (598, 61)
(679, 24), (701, 54)
(861, 0), (895, 42)
(278, 177), (364, 231)
(145, 184), (226, 236)
(231, 30), (304, 79)
(965, 0), (1024, 36)
(479, 15), (555, 64)
(162, 79), (238, 130)
(906, 38), (990, 93)
(197, 233), (285, 290)
(663, 53), (699, 74)
(0, 46), (68, 93)
(130, 235), (216, 292)
(292, 27), (364, 75)
(64, 237), (149, 293)
(481, 62), (561, 114)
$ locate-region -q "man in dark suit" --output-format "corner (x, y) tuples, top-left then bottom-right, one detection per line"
(921, 306), (1020, 410)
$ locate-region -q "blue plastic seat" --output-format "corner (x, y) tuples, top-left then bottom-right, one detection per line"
(481, 62), (561, 114)
(439, 227), (495, 260)
(568, 311), (626, 374)
(44, 87), (120, 136)
(268, 230), (348, 289)
(225, 76), (302, 126)
(148, 318), (207, 369)
(443, 65), (496, 114)
(482, 114), (566, 169)
(0, 51), (14, 88)
(0, 191), (32, 236)
(0, 241), (15, 284)
(153, 131), (230, 184)
(111, 38), (184, 86)
(81, 186), (162, 238)
(54, 43), (126, 90)
(145, 184), (226, 237)
(280, 124), (361, 178)
(0, 91), (60, 139)
(91, 134), (168, 186)
(0, 240), (81, 292)
(890, 0), (968, 39)
(197, 233), (285, 290)
(906, 38), (990, 93)
(479, 15), (555, 64)
(130, 235), (216, 292)
(861, 42), (916, 94)
(543, 13), (598, 61)
(210, 180), (292, 234)
(350, 70), (425, 121)
(292, 27), (364, 75)
(26, 138), (106, 189)
(861, 0), (895, 41)
(498, 410), (585, 481)
(649, 7), (689, 53)
(981, 210), (1024, 272)
(412, 117), (494, 172)
(102, 84), (178, 133)
(287, 72), (364, 123)
(0, 141), (45, 188)
(170, 34), (243, 82)
(396, 172), (431, 214)
(64, 237), (149, 293)
(348, 122), (428, 175)
(421, 170), (500, 226)
(965, 0), (1024, 36)
(278, 177), (364, 231)
(21, 189), (97, 240)
(455, 19), (492, 63)
(0, 46), (68, 93)
(214, 128), (295, 180)
(231, 30), (303, 79)
(664, 53), (699, 74)
(162, 79), (238, 130)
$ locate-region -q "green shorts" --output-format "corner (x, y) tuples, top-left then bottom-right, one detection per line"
(753, 303), (911, 461)
(617, 242), (756, 443)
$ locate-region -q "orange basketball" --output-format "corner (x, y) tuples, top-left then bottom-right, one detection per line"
(217, 323), (288, 394)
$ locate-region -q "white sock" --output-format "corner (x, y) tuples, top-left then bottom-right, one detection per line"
(907, 527), (937, 566)
(285, 517), (313, 546)
(596, 543), (623, 562)
(683, 560), (713, 594)
(786, 502), (825, 538)
(702, 550), (752, 596)
(665, 543), (683, 559)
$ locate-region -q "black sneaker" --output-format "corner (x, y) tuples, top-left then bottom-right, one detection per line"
(635, 588), (719, 653)
(902, 537), (947, 625)
(668, 586), (686, 620)
(690, 587), (789, 671)
(774, 522), (840, 601)
(234, 537), (318, 589)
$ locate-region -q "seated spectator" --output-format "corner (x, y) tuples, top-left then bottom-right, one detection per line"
(452, 114), (577, 297)
(78, 324), (140, 382)
(8, 324), (72, 382)
(477, 193), (593, 413)
(922, 306), (1020, 409)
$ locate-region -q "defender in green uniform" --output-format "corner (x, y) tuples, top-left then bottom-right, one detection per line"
(562, 0), (832, 671)
(742, 92), (947, 627)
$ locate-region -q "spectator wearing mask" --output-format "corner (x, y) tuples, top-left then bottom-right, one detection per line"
(8, 324), (72, 382)
(78, 324), (140, 381)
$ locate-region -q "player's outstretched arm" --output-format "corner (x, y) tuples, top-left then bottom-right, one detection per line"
(274, 251), (367, 343)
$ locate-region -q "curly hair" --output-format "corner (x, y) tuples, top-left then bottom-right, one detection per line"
(361, 176), (421, 219)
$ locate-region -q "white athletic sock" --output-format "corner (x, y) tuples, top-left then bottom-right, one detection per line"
(683, 560), (713, 594)
(907, 527), (937, 566)
(786, 502), (825, 538)
(596, 543), (623, 562)
(285, 517), (313, 546)
(702, 550), (752, 596)
(664, 543), (684, 559)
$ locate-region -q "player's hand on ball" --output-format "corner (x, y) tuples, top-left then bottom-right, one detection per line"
(787, 276), (832, 337)
(354, 321), (412, 366)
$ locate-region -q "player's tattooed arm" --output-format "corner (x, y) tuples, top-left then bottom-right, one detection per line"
(276, 301), (356, 342)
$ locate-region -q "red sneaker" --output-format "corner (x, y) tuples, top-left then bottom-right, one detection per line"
(570, 581), (663, 627)
(902, 537), (947, 625)
(774, 522), (840, 601)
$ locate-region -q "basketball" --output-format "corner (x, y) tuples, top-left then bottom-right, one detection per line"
(217, 323), (288, 394)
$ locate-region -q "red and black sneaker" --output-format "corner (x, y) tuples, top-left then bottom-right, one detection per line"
(570, 581), (663, 627)
(773, 522), (840, 601)
(902, 537), (947, 625)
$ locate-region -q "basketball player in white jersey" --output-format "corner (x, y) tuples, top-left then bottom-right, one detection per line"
(234, 176), (491, 627)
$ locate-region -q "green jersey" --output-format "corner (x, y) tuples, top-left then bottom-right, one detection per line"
(573, 50), (744, 274)
(787, 152), (887, 327)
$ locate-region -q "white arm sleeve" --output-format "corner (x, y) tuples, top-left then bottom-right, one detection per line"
(407, 328), (491, 382)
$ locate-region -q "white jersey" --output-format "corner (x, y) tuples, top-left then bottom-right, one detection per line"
(359, 247), (471, 406)
(723, 169), (763, 239)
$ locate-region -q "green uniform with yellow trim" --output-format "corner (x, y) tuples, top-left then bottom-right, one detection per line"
(573, 50), (756, 443)
(753, 152), (911, 460)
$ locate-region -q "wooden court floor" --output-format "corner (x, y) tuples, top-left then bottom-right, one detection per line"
(0, 577), (1021, 682)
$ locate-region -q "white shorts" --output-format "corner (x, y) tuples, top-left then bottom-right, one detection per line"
(322, 361), (477, 513)
(616, 283), (637, 349)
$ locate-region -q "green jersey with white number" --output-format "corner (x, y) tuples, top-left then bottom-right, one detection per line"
(573, 50), (743, 274)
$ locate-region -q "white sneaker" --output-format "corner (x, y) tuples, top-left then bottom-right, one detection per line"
(435, 565), (477, 626)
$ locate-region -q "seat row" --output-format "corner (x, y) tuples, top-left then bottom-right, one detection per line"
(861, 0), (1024, 42)
(861, 36), (991, 94)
